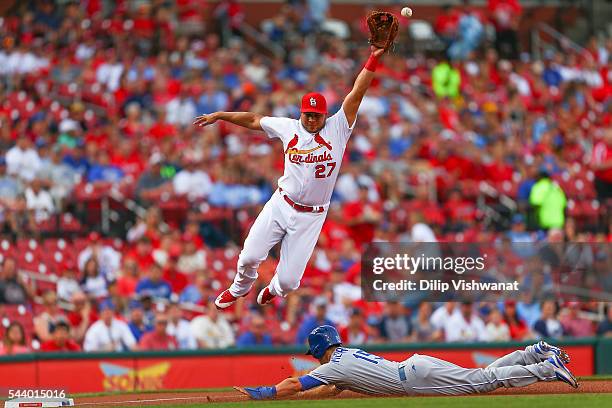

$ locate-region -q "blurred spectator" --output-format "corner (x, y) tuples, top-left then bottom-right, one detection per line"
(447, 6), (484, 61)
(5, 135), (41, 183)
(503, 300), (530, 340)
(0, 257), (34, 304)
(596, 303), (612, 337)
(180, 273), (212, 304)
(197, 80), (230, 114)
(25, 179), (55, 220)
(339, 308), (369, 345)
(430, 302), (458, 337)
(411, 302), (437, 342)
(560, 302), (594, 338)
(136, 263), (172, 299)
(106, 280), (127, 314)
(135, 154), (173, 202)
(488, 0), (522, 59)
(57, 265), (80, 301)
(127, 237), (156, 272)
(214, 0), (245, 40)
(434, 5), (460, 44)
(533, 299), (564, 339)
(139, 294), (157, 324)
(33, 290), (68, 343)
(236, 313), (273, 347)
(127, 207), (163, 245)
(296, 297), (335, 345)
(127, 300), (152, 342)
(151, 234), (174, 267)
(485, 308), (511, 341)
(0, 322), (29, 355)
(139, 312), (178, 351)
(57, 119), (82, 150)
(335, 165), (378, 203)
(172, 155), (212, 199)
(95, 50), (123, 92)
(506, 214), (536, 258)
(444, 302), (487, 342)
(343, 183), (383, 249)
(66, 291), (96, 344)
(166, 88), (197, 127)
(116, 257), (140, 297)
(308, 0), (330, 29)
(0, 157), (22, 209)
(177, 235), (207, 274)
(516, 298), (542, 330)
(591, 128), (612, 200)
(407, 212), (438, 243)
(529, 170), (567, 230)
(166, 301), (197, 350)
(40, 321), (81, 352)
(190, 301), (235, 349)
(162, 249), (189, 294)
(83, 300), (136, 352)
(432, 58), (461, 99)
(88, 151), (124, 184)
(77, 232), (121, 280)
(80, 258), (109, 299)
(377, 301), (412, 342)
(62, 143), (90, 176)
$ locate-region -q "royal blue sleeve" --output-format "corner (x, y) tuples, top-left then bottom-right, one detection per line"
(298, 375), (326, 390)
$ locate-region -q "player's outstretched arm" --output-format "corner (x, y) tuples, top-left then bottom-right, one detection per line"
(234, 377), (301, 400)
(234, 376), (342, 400)
(193, 111), (264, 131)
(341, 46), (385, 126)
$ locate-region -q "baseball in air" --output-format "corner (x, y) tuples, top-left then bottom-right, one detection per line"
(401, 7), (413, 17)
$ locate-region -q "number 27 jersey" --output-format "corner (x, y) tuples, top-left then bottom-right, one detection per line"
(260, 108), (355, 207)
(307, 347), (405, 396)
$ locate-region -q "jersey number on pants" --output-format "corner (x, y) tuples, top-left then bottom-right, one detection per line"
(314, 162), (336, 178)
(353, 350), (383, 364)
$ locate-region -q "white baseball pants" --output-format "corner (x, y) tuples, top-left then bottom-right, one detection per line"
(228, 190), (327, 298)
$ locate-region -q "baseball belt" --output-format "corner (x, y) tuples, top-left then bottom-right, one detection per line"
(398, 365), (407, 381)
(278, 188), (325, 213)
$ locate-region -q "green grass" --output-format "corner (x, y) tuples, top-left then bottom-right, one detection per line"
(581, 375), (612, 381)
(138, 394), (612, 408)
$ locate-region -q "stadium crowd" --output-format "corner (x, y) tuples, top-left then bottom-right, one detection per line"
(0, 0), (611, 354)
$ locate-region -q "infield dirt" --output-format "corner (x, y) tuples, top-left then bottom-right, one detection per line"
(75, 380), (612, 407)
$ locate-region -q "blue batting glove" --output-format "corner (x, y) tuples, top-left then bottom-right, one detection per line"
(244, 386), (277, 400)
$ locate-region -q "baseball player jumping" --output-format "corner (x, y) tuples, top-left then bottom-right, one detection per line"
(194, 45), (386, 308)
(235, 325), (578, 400)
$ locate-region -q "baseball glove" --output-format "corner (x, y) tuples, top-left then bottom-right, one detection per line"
(367, 11), (399, 52)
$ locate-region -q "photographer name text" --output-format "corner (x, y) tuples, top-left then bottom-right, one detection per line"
(372, 279), (519, 292)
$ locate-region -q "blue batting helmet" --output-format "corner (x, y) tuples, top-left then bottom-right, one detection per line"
(306, 325), (341, 359)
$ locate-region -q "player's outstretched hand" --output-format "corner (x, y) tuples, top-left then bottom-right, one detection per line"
(193, 113), (218, 127)
(233, 385), (277, 400)
(370, 45), (385, 58)
(233, 386), (250, 399)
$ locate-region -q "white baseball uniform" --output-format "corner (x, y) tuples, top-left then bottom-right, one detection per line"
(228, 108), (355, 298)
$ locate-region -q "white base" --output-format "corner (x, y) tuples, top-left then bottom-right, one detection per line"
(4, 398), (74, 407)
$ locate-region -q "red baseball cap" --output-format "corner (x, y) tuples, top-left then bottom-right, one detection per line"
(301, 92), (327, 114)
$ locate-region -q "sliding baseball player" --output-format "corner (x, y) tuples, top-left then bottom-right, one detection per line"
(235, 325), (578, 400)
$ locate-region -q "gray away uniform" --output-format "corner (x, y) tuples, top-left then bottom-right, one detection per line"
(307, 347), (557, 396)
